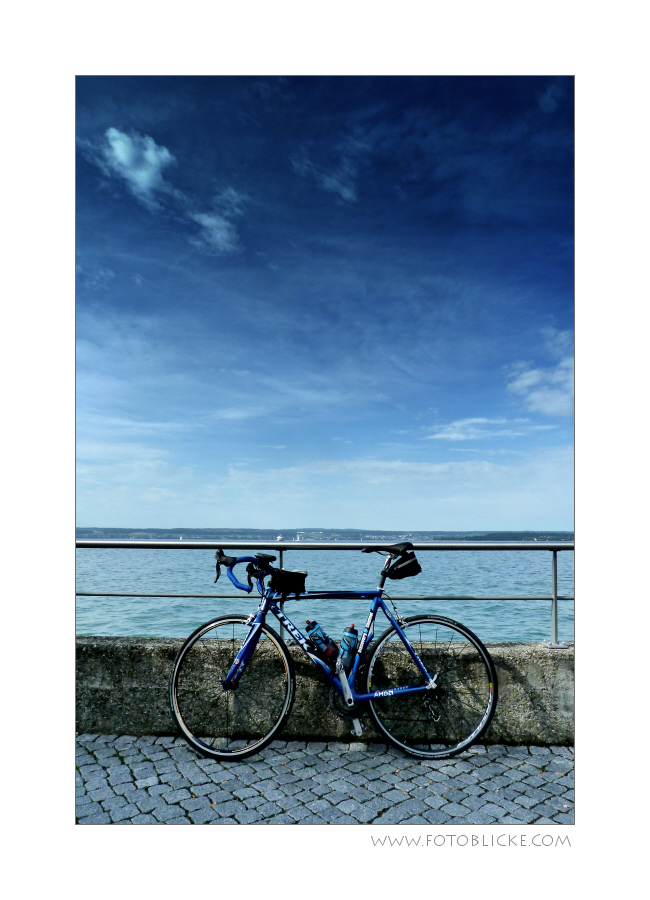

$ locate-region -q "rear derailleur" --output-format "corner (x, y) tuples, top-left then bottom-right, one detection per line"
(423, 695), (441, 722)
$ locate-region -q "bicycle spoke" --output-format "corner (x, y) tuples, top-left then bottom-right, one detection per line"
(366, 615), (497, 759)
(171, 616), (295, 760)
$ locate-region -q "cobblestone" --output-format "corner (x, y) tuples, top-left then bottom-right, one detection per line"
(162, 788), (192, 805)
(101, 795), (129, 811)
(77, 736), (574, 825)
(84, 777), (108, 793)
(152, 804), (182, 823)
(235, 808), (264, 824)
(88, 786), (115, 802)
(78, 811), (112, 824)
(76, 799), (103, 818)
(111, 803), (140, 822)
(542, 780), (571, 796)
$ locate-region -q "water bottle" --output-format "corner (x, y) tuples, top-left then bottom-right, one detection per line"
(340, 624), (359, 670)
(305, 620), (338, 662)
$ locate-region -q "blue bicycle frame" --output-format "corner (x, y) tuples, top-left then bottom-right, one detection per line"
(221, 556), (435, 704)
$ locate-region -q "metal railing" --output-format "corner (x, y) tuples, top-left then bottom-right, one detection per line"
(76, 539), (574, 648)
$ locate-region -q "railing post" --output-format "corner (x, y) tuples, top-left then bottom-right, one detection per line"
(546, 549), (568, 649)
(278, 548), (285, 642)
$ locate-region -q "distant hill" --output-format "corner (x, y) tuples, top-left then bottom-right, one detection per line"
(76, 527), (573, 542)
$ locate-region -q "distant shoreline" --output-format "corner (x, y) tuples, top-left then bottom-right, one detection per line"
(76, 527), (574, 542)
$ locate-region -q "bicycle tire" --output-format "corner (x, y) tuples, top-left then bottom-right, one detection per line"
(365, 614), (498, 759)
(170, 614), (295, 761)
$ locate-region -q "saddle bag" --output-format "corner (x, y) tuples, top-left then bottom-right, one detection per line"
(385, 550), (422, 580)
(268, 567), (308, 599)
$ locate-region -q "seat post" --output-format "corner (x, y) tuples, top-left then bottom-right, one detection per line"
(378, 556), (391, 591)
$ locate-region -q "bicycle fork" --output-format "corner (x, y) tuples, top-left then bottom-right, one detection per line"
(221, 614), (264, 690)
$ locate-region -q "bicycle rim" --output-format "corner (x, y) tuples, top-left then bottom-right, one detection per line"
(366, 615), (497, 759)
(170, 615), (295, 760)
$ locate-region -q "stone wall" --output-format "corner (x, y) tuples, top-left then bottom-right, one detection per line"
(76, 637), (574, 745)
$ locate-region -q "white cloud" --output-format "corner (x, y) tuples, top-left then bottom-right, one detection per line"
(293, 150), (358, 201)
(538, 82), (564, 114)
(85, 129), (245, 253)
(76, 439), (195, 506)
(208, 446), (574, 528)
(320, 159), (358, 202)
(76, 441), (169, 463)
(189, 188), (247, 253)
(291, 131), (371, 203)
(102, 128), (176, 207)
(189, 212), (239, 253)
(507, 356), (574, 417)
(216, 186), (247, 216)
(425, 417), (555, 441)
(76, 262), (115, 291)
(212, 406), (267, 421)
(542, 327), (573, 358)
(76, 444), (574, 530)
(79, 414), (192, 437)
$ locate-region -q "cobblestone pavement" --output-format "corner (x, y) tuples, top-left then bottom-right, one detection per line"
(76, 735), (574, 825)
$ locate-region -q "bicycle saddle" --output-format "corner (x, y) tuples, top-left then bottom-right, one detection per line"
(362, 541), (414, 556)
(255, 553), (277, 563)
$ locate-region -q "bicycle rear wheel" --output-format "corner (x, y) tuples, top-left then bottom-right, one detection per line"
(365, 615), (497, 759)
(170, 614), (295, 760)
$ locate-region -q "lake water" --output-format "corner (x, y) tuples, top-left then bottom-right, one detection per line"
(76, 545), (574, 644)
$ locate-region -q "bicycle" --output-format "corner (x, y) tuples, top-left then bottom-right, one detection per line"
(170, 543), (498, 762)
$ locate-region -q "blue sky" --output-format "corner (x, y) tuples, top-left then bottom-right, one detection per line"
(76, 76), (574, 529)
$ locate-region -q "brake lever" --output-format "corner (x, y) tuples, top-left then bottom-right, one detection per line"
(214, 549), (238, 583)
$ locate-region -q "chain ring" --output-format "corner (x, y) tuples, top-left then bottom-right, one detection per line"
(328, 685), (361, 719)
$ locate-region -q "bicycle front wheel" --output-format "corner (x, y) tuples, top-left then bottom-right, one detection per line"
(170, 614), (295, 761)
(365, 615), (497, 759)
